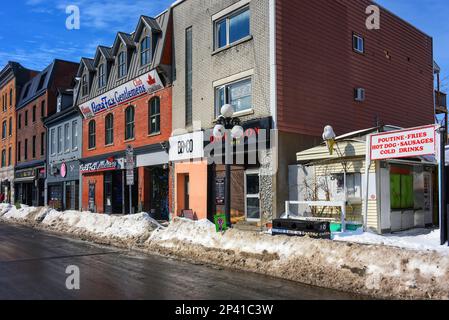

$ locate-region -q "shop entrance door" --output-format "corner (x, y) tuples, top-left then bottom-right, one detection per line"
(151, 167), (169, 220)
(105, 171), (124, 214)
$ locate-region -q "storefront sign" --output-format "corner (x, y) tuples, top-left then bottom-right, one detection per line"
(80, 158), (120, 173)
(370, 125), (437, 161)
(169, 131), (205, 162)
(79, 70), (164, 119)
(15, 169), (36, 180)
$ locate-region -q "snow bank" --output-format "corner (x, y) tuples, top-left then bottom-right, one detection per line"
(0, 204), (50, 223)
(41, 209), (159, 244)
(334, 228), (448, 255)
(146, 218), (449, 300)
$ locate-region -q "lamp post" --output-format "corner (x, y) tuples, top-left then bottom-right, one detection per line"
(213, 104), (244, 228)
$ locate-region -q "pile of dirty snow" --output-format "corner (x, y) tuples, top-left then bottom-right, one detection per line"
(333, 228), (448, 255)
(42, 210), (160, 243)
(0, 205), (50, 223)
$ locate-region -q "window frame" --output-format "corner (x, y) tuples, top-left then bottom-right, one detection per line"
(149, 98), (161, 135)
(72, 120), (78, 151)
(214, 6), (250, 50)
(1, 120), (6, 140)
(64, 123), (70, 153)
(244, 170), (261, 221)
(50, 128), (56, 156)
(353, 33), (365, 54)
(140, 36), (152, 67)
(81, 74), (89, 97)
(32, 135), (36, 159)
(214, 77), (253, 116)
(8, 117), (12, 136)
(117, 51), (127, 79)
(125, 106), (135, 140)
(105, 113), (114, 145)
(1, 150), (5, 168)
(41, 132), (45, 156)
(98, 63), (106, 89)
(57, 126), (63, 154)
(88, 120), (96, 149)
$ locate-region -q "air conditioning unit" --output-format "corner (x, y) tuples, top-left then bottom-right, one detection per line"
(354, 88), (366, 102)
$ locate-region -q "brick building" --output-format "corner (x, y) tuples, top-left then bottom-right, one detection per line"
(0, 62), (36, 203)
(15, 59), (79, 206)
(168, 0), (435, 228)
(75, 12), (173, 216)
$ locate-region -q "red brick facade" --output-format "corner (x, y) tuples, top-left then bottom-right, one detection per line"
(276, 0), (434, 137)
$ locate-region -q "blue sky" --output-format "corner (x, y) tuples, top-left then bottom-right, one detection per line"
(0, 0), (447, 89)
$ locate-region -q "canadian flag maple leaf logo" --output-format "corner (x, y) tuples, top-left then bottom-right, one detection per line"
(147, 74), (156, 86)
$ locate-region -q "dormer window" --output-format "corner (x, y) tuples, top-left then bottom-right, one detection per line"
(140, 36), (152, 66)
(118, 52), (127, 78)
(81, 74), (88, 97)
(98, 64), (106, 88)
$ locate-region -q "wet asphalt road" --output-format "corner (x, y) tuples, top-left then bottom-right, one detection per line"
(0, 223), (360, 300)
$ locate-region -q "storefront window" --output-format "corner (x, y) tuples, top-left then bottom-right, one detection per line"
(245, 171), (260, 220)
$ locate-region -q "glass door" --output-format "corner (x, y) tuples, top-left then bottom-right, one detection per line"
(245, 170), (260, 221)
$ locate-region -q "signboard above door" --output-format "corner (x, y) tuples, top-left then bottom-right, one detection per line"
(370, 125), (437, 161)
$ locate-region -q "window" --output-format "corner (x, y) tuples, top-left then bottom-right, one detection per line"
(24, 139), (28, 160)
(25, 110), (28, 126)
(82, 74), (88, 96)
(50, 128), (56, 155)
(148, 98), (161, 134)
(140, 36), (152, 66)
(72, 120), (78, 150)
(18, 113), (21, 129)
(98, 64), (106, 88)
(353, 34), (365, 54)
(41, 132), (45, 156)
(390, 167), (414, 210)
(64, 123), (70, 152)
(118, 52), (127, 78)
(9, 117), (12, 136)
(354, 88), (366, 102)
(57, 126), (62, 154)
(9, 89), (13, 107)
(17, 141), (21, 162)
(88, 120), (96, 149)
(8, 147), (11, 166)
(37, 73), (47, 91)
(332, 173), (362, 200)
(125, 106), (135, 140)
(32, 135), (36, 158)
(215, 78), (252, 115)
(245, 171), (260, 220)
(1, 121), (6, 139)
(185, 27), (193, 126)
(215, 7), (250, 50)
(41, 100), (46, 118)
(1, 150), (5, 168)
(32, 105), (36, 122)
(105, 113), (114, 145)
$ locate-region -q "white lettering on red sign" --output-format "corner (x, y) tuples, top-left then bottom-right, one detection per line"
(370, 125), (437, 161)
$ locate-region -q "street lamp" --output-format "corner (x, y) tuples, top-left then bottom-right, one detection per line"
(213, 104), (244, 227)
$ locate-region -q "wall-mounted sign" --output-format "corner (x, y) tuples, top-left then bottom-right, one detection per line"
(169, 131), (205, 162)
(126, 146), (135, 186)
(15, 169), (36, 180)
(215, 177), (225, 205)
(60, 163), (67, 178)
(80, 158), (121, 173)
(370, 125), (437, 161)
(79, 70), (164, 119)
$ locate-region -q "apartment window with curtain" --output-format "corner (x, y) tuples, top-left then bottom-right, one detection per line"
(88, 120), (96, 149)
(98, 64), (106, 88)
(125, 106), (135, 140)
(185, 27), (193, 126)
(140, 36), (151, 66)
(118, 52), (127, 78)
(105, 113), (114, 145)
(149, 98), (160, 135)
(215, 6), (250, 50)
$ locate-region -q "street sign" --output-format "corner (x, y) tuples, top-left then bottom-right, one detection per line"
(126, 146), (135, 186)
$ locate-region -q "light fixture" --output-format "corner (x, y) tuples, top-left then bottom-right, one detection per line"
(213, 123), (226, 139)
(231, 125), (244, 140)
(221, 104), (234, 119)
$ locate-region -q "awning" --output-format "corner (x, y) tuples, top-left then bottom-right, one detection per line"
(14, 176), (35, 183)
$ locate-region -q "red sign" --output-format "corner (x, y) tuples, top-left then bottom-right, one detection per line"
(60, 163), (67, 178)
(370, 125), (437, 161)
